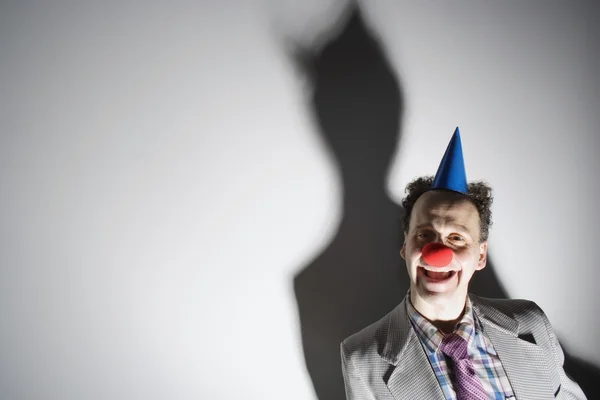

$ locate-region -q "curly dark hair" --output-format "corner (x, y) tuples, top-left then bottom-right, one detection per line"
(400, 176), (493, 242)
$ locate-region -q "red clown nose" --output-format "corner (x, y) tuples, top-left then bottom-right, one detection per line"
(421, 242), (453, 267)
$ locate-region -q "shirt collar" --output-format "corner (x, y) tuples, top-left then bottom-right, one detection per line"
(406, 291), (478, 353)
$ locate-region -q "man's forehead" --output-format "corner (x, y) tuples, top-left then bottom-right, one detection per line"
(415, 190), (472, 206)
(412, 191), (479, 227)
(415, 190), (471, 208)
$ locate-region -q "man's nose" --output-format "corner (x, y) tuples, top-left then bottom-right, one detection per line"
(422, 242), (453, 267)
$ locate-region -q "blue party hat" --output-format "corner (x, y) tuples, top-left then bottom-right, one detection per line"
(431, 127), (468, 194)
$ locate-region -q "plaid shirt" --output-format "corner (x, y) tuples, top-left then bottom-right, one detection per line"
(407, 295), (515, 400)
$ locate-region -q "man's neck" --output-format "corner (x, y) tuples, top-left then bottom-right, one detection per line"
(410, 290), (468, 334)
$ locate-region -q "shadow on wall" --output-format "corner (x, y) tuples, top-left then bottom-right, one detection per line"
(287, 7), (599, 400)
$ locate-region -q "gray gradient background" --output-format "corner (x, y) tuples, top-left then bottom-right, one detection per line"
(1, 1), (598, 399)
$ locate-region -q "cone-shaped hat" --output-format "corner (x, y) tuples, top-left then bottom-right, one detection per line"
(431, 127), (468, 194)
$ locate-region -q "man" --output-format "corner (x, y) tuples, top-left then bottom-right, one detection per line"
(340, 128), (586, 399)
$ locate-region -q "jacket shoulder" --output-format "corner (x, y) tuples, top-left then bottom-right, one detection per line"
(470, 294), (539, 311)
(469, 294), (547, 324)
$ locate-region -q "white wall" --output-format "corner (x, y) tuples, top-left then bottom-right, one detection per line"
(0, 1), (597, 399)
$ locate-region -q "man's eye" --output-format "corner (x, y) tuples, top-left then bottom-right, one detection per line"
(450, 235), (464, 241)
(417, 232), (429, 238)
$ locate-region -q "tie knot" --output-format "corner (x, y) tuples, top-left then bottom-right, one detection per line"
(440, 333), (469, 361)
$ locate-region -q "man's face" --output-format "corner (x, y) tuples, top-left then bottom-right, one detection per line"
(400, 190), (487, 305)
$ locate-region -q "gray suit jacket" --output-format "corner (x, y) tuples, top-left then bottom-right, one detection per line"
(341, 295), (586, 399)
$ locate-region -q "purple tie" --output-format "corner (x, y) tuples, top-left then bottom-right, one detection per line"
(439, 333), (489, 400)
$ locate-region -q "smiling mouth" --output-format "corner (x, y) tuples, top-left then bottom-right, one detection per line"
(420, 267), (457, 281)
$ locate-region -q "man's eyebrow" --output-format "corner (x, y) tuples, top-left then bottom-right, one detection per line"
(449, 224), (470, 234)
(414, 223), (471, 234)
(414, 223), (433, 230)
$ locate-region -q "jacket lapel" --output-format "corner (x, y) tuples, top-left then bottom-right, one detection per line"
(472, 298), (555, 399)
(381, 298), (445, 400)
(381, 296), (557, 399)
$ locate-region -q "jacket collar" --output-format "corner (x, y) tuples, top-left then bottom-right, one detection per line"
(381, 297), (413, 366)
(380, 296), (443, 398)
(469, 294), (519, 337)
(380, 293), (556, 399)
(382, 293), (520, 366)
(381, 294), (519, 366)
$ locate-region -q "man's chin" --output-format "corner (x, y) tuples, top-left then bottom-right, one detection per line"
(419, 286), (454, 297)
(415, 279), (460, 297)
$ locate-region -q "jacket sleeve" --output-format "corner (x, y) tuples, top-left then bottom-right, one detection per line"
(340, 342), (376, 400)
(537, 305), (587, 400)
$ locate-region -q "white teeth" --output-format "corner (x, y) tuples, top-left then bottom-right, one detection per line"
(422, 266), (458, 272)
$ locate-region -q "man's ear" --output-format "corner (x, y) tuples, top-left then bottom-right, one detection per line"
(476, 241), (488, 271)
(400, 238), (407, 260)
